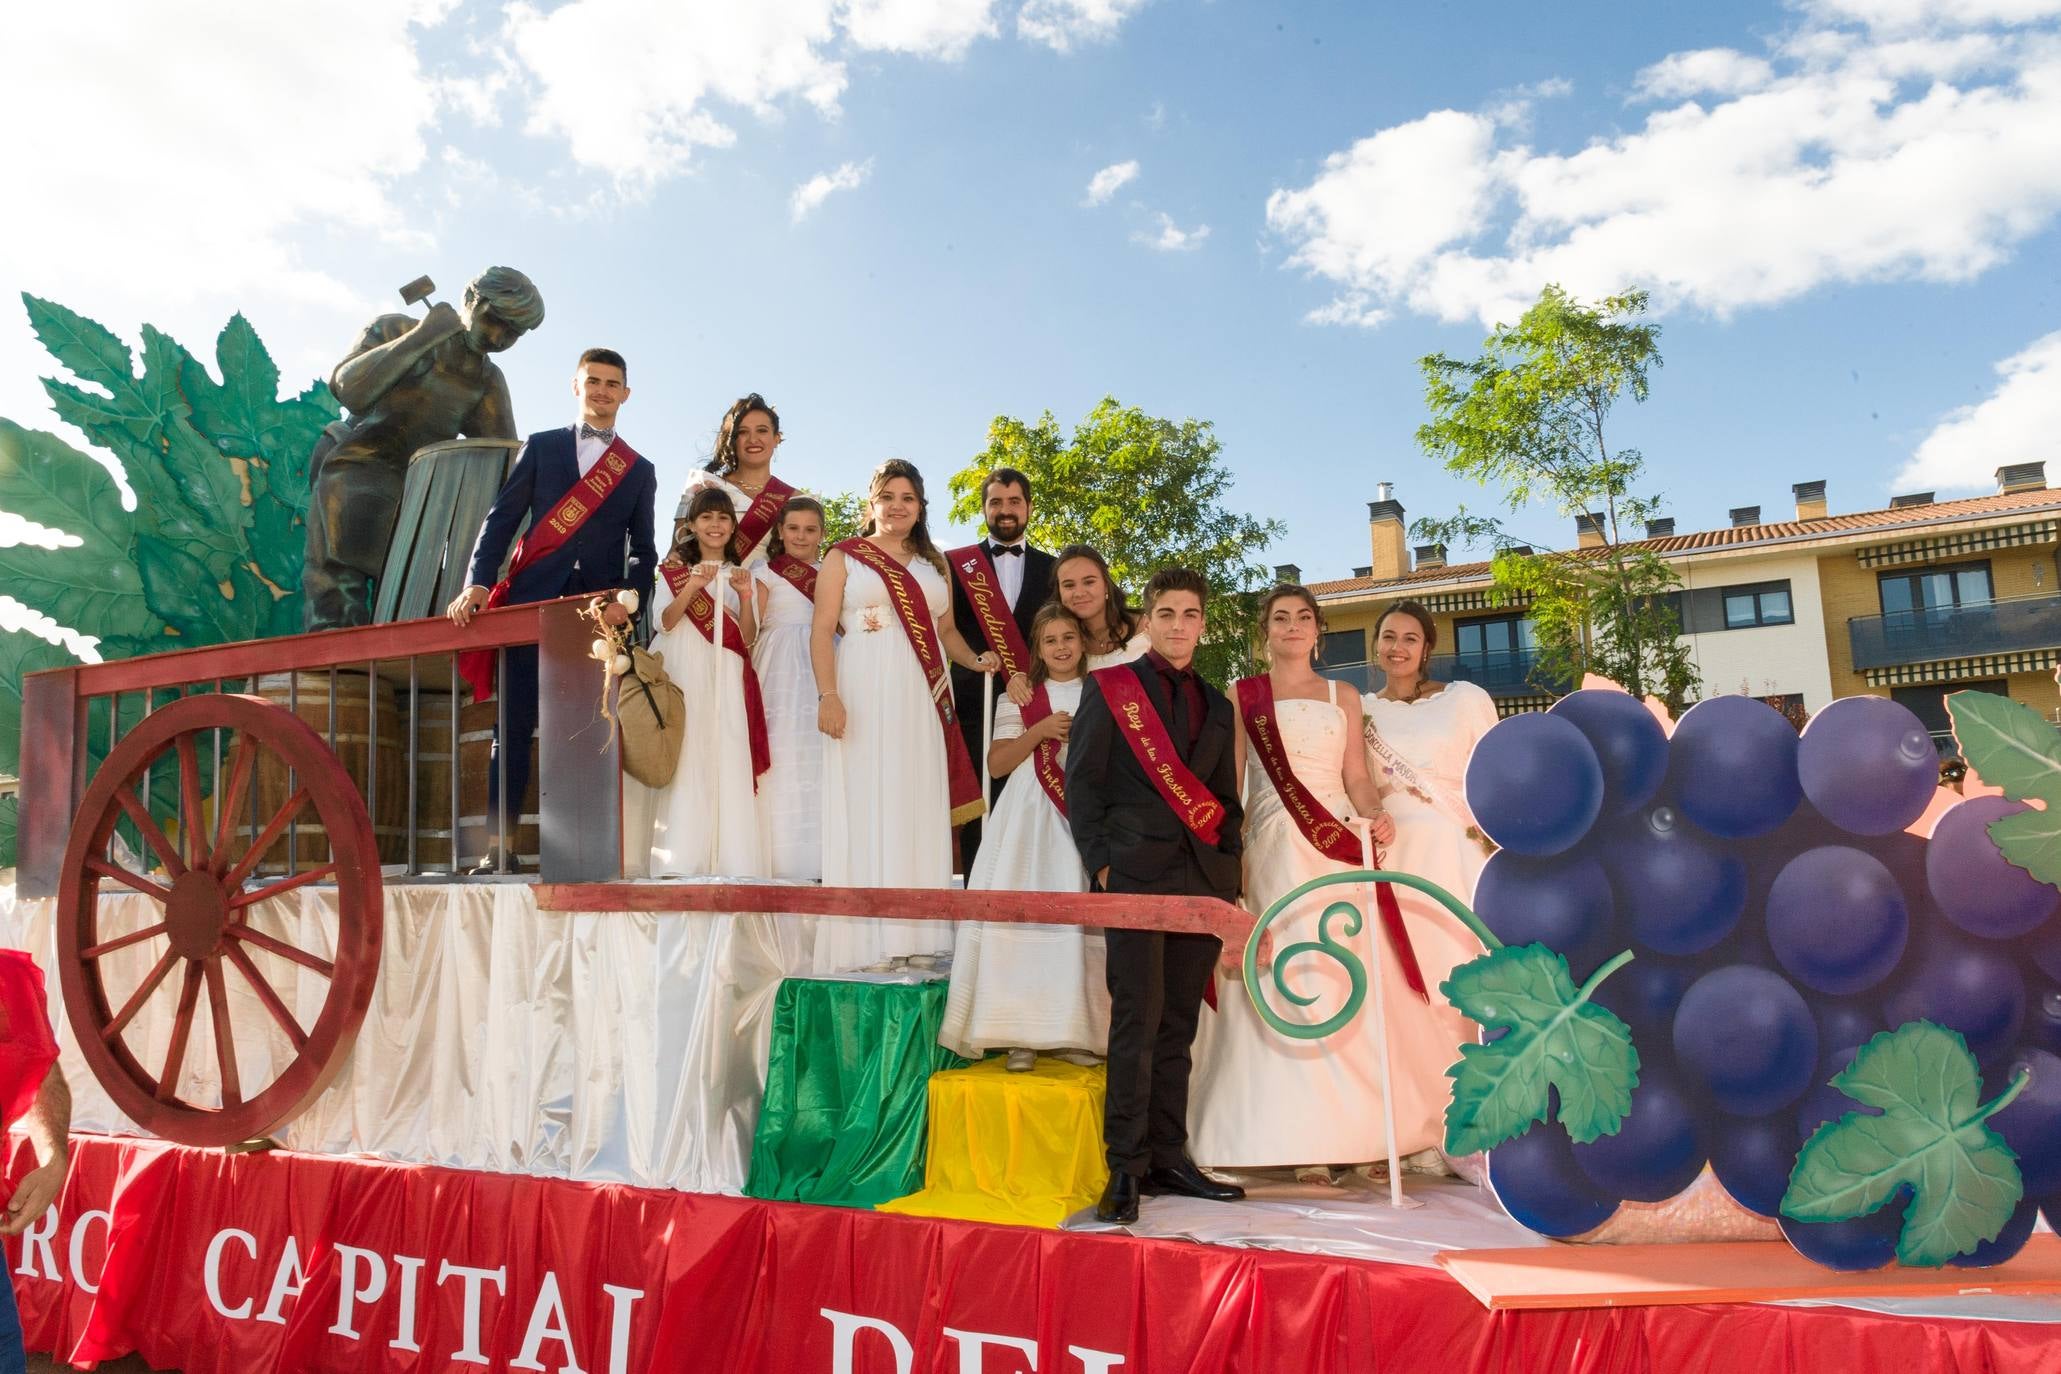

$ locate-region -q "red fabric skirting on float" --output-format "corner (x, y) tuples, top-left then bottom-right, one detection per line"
(4, 1133), (2053, 1374)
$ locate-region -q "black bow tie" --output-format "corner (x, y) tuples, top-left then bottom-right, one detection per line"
(579, 423), (615, 442)
(989, 543), (1023, 556)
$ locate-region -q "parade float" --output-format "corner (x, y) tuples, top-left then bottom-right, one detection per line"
(0, 292), (2056, 1373)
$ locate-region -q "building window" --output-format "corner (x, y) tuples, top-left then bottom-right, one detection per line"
(1892, 680), (2008, 755)
(1757, 693), (1809, 732)
(1878, 562), (1993, 618)
(1320, 628), (1366, 665)
(1721, 581), (1795, 629)
(1448, 614), (1539, 691)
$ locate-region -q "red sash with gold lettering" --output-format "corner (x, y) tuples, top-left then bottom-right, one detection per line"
(460, 437), (639, 701)
(1016, 682), (1070, 819)
(663, 564), (773, 787)
(731, 473), (796, 563)
(768, 552), (818, 602)
(1235, 675), (1427, 1001)
(1092, 665), (1225, 845)
(946, 544), (1033, 679)
(837, 538), (985, 824)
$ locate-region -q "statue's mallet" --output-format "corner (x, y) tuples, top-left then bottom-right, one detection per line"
(399, 275), (437, 309)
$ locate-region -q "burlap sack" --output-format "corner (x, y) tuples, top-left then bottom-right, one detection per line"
(616, 645), (684, 786)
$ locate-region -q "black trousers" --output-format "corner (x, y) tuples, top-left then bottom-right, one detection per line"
(1102, 917), (1222, 1177)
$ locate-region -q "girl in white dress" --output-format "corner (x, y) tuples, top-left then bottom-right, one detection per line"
(940, 604), (1110, 1067)
(752, 496), (827, 882)
(811, 460), (1000, 974)
(649, 487), (769, 879)
(1191, 585), (1425, 1172)
(1361, 600), (1500, 1173)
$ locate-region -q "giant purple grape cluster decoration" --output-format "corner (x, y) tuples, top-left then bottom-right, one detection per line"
(1463, 689), (2061, 1269)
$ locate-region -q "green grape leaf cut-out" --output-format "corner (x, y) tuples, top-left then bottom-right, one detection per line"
(1440, 943), (1639, 1158)
(1781, 1021), (2028, 1267)
(1947, 690), (2061, 888)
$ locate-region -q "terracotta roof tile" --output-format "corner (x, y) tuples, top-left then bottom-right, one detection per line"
(1308, 486), (2061, 598)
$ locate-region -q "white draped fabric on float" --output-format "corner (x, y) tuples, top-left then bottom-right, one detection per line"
(0, 882), (811, 1194)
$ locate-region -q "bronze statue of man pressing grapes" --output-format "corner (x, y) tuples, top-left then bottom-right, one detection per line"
(300, 266), (545, 629)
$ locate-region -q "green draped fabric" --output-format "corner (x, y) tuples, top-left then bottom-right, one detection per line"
(745, 976), (970, 1207)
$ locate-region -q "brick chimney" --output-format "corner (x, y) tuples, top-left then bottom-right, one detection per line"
(1793, 479), (1828, 520)
(1575, 512), (1606, 548)
(1413, 543), (1447, 571)
(1645, 517), (1675, 539)
(1997, 462), (2047, 494)
(1368, 484), (1407, 582)
(1273, 562), (1302, 584)
(1730, 505), (1762, 528)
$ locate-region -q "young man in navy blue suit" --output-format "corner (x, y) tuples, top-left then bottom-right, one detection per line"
(446, 348), (658, 871)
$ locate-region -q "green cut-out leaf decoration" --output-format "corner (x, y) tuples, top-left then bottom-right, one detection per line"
(1781, 1021), (2028, 1267)
(1440, 943), (1639, 1157)
(136, 536), (262, 645)
(0, 421), (157, 636)
(1947, 689), (2061, 887)
(22, 295), (134, 395)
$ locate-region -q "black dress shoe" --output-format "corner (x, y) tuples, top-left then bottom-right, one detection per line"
(1143, 1159), (1245, 1202)
(1095, 1171), (1141, 1224)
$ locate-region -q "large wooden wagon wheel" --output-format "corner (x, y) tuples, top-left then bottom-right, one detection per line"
(56, 693), (383, 1147)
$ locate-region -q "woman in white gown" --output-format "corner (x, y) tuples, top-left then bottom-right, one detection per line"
(940, 604), (1108, 1066)
(752, 496), (828, 882)
(1361, 600), (1500, 1171)
(676, 392), (794, 563)
(1191, 585), (1427, 1170)
(811, 460), (1000, 974)
(648, 487), (769, 879)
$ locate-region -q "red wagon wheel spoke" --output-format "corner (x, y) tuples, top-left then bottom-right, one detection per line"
(204, 959), (242, 1108)
(58, 693), (382, 1147)
(114, 787), (186, 879)
(208, 733), (259, 878)
(223, 942), (309, 1051)
(226, 923), (334, 977)
(228, 863), (337, 912)
(218, 788), (311, 890)
(80, 920), (170, 961)
(103, 947), (180, 1042)
(156, 961), (205, 1102)
(84, 856), (174, 904)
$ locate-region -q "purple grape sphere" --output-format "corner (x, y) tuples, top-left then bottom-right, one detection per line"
(1465, 713), (1606, 856)
(1948, 1197), (2039, 1268)
(2033, 919), (2061, 982)
(1780, 1205), (1904, 1272)
(1707, 1112), (1800, 1218)
(1474, 850), (1618, 979)
(1486, 1124), (1622, 1238)
(1570, 1069), (1708, 1203)
(1674, 965), (1819, 1116)
(1549, 689), (1669, 817)
(2030, 982), (2061, 1056)
(1989, 1047), (2061, 1197)
(1796, 697), (1939, 837)
(1602, 805), (1746, 956)
(1884, 941), (2027, 1067)
(1927, 797), (2061, 940)
(1668, 696), (1803, 839)
(1766, 846), (1910, 995)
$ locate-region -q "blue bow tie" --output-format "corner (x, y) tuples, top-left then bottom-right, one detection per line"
(579, 423), (615, 443)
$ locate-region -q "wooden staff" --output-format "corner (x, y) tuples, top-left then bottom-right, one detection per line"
(980, 669), (996, 814)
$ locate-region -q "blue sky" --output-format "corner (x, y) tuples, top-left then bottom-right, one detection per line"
(3, 0), (2059, 652)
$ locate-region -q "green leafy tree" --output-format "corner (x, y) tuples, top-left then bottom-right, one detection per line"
(817, 490), (867, 549)
(0, 294), (335, 863)
(947, 397), (1283, 686)
(1413, 286), (1698, 711)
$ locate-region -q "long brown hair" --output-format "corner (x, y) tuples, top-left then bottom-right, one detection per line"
(1050, 543), (1137, 651)
(1376, 599), (1440, 696)
(706, 392), (779, 477)
(1027, 603), (1086, 687)
(1257, 583), (1326, 662)
(670, 486), (741, 566)
(766, 494), (826, 561)
(857, 458), (948, 577)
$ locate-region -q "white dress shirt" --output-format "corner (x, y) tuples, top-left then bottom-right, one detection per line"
(574, 423), (614, 475)
(989, 538), (1027, 608)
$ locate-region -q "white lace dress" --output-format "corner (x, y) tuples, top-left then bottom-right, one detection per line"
(751, 562), (823, 882)
(939, 678), (1107, 1058)
(647, 578), (769, 879)
(813, 554), (958, 974)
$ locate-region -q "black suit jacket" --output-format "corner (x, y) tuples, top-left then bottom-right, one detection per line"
(1065, 659), (1243, 904)
(948, 541), (1056, 767)
(464, 426), (658, 609)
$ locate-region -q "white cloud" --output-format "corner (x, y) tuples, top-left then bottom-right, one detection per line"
(1083, 160), (1140, 206)
(843, 0), (998, 58)
(1269, 7), (2061, 329)
(1134, 212), (1209, 252)
(1897, 331), (2061, 491)
(791, 159), (876, 221)
(1018, 0), (1148, 52)
(1804, 0), (2061, 31)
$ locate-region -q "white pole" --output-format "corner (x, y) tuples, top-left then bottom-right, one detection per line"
(1357, 817), (1405, 1208)
(980, 668), (995, 814)
(709, 562), (726, 775)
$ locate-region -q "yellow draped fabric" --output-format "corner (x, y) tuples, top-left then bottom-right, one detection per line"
(877, 1057), (1108, 1228)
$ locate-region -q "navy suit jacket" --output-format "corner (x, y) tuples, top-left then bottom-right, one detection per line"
(464, 426), (658, 608)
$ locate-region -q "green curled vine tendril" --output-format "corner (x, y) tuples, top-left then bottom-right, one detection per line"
(1241, 868), (1498, 1040)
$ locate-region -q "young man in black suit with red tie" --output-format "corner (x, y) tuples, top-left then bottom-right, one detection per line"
(947, 467), (1056, 870)
(445, 348), (658, 871)
(1065, 567), (1246, 1223)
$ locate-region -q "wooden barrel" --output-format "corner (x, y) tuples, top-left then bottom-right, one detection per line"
(427, 696), (540, 871)
(374, 438), (523, 624)
(242, 671), (408, 871)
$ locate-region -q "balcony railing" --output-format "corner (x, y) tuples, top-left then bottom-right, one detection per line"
(1847, 593), (2061, 671)
(1329, 648), (1567, 698)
